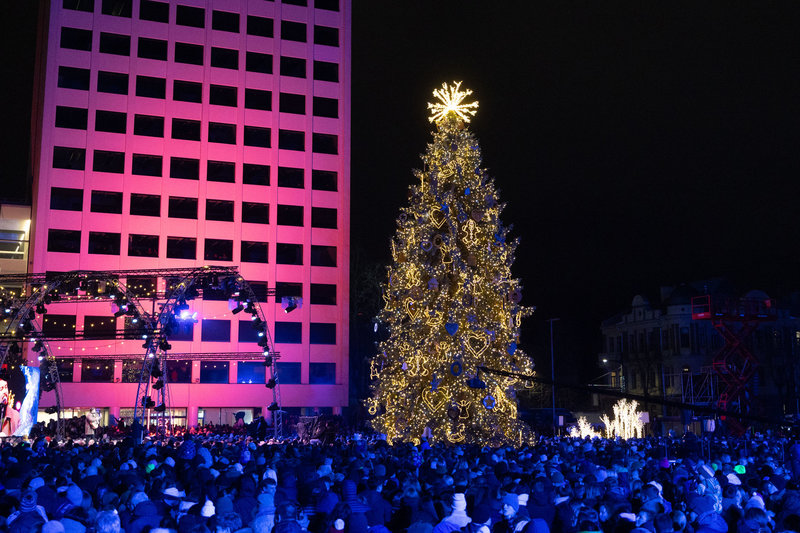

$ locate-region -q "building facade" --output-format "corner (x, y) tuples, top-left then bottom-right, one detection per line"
(29, 0), (350, 428)
(598, 281), (800, 424)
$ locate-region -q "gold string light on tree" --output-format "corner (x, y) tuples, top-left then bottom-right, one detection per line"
(368, 82), (535, 446)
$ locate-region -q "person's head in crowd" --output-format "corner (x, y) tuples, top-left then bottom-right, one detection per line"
(95, 510), (121, 533)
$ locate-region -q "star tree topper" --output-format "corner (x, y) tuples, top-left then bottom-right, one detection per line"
(427, 81), (479, 124)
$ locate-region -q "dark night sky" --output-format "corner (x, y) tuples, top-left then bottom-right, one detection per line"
(3, 2), (800, 383)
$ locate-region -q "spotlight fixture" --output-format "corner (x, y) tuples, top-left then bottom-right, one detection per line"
(267, 402), (279, 412)
(245, 301), (257, 315)
(231, 302), (244, 314)
(264, 355), (273, 367)
(150, 361), (163, 378)
(45, 406), (58, 414)
(251, 317), (263, 328)
(257, 337), (269, 348)
(114, 305), (128, 318)
(32, 339), (45, 353)
(142, 397), (156, 408)
(265, 378), (276, 389)
(153, 403), (167, 413)
(152, 379), (164, 390)
(281, 296), (302, 314)
(35, 302), (47, 315)
(159, 339), (172, 352)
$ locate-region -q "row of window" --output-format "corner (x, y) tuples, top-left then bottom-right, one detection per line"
(52, 149), (336, 190)
(46, 231), (337, 266)
(64, 0), (340, 21)
(58, 359), (336, 385)
(60, 30), (338, 80)
(62, 22), (338, 58)
(50, 188), (337, 228)
(43, 315), (337, 343)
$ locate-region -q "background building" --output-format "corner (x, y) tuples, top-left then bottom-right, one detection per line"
(598, 280), (800, 429)
(28, 0), (350, 428)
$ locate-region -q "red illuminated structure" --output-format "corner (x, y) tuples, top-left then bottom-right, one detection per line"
(28, 0), (351, 428)
(691, 293), (776, 434)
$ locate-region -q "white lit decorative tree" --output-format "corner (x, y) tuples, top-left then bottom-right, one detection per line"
(367, 82), (535, 446)
(601, 399), (646, 439)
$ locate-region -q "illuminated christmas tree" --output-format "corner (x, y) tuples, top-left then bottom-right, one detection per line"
(367, 82), (535, 446)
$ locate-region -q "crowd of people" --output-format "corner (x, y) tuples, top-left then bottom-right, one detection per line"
(2, 428), (800, 533)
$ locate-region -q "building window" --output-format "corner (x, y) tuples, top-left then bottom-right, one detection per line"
(175, 42), (203, 65)
(279, 130), (304, 151)
(245, 88), (271, 110)
(136, 75), (166, 98)
(97, 71), (129, 94)
(212, 10), (239, 32)
(311, 207), (337, 229)
(95, 110), (127, 133)
(241, 241), (268, 263)
(201, 319), (230, 342)
(176, 5), (204, 27)
(209, 122), (236, 144)
(99, 32), (130, 55)
(173, 80), (202, 102)
(206, 199), (234, 222)
(276, 167), (303, 189)
(88, 232), (121, 255)
(58, 67), (90, 90)
(200, 361), (229, 383)
(43, 314), (77, 338)
(310, 245), (336, 267)
(281, 20), (306, 42)
(167, 360), (192, 383)
(310, 323), (336, 344)
(283, 0), (307, 6)
(207, 161), (235, 183)
(309, 363), (335, 384)
(166, 237), (196, 259)
(275, 322), (301, 344)
(276, 243), (302, 265)
(205, 239), (233, 261)
(130, 193), (160, 216)
(312, 170), (337, 191)
(133, 114), (164, 137)
(314, 25), (338, 46)
(245, 52), (272, 74)
(128, 234), (158, 257)
(280, 93), (305, 114)
(139, 0), (168, 23)
(313, 60), (338, 82)
(170, 157), (200, 180)
(172, 118), (201, 141)
(131, 154), (162, 177)
(55, 106), (88, 130)
(276, 362), (301, 384)
(53, 147), (86, 170)
(275, 282), (302, 300)
(316, 0), (339, 11)
(211, 47), (238, 69)
(242, 202), (269, 224)
(102, 0), (131, 17)
(249, 282), (270, 303)
(64, 0), (94, 12)
(93, 150), (125, 173)
(280, 56), (306, 78)
(210, 85), (237, 107)
(244, 126), (270, 148)
(313, 97), (338, 118)
(169, 322), (194, 341)
(137, 37), (167, 60)
(237, 321), (261, 343)
(50, 187), (83, 211)
(237, 361), (265, 383)
(91, 191), (123, 213)
(310, 284), (336, 305)
(121, 359), (141, 382)
(84, 315), (117, 339)
(81, 360), (114, 383)
(60, 27), (92, 51)
(168, 196), (198, 219)
(125, 276), (157, 297)
(247, 15), (273, 37)
(277, 205), (303, 226)
(243, 164), (270, 186)
(48, 229), (81, 253)
(313, 133), (338, 154)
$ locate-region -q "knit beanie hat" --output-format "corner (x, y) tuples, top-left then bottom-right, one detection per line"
(66, 484), (83, 506)
(502, 493), (519, 513)
(201, 499), (216, 517)
(20, 490), (38, 512)
(215, 496), (234, 515)
(42, 521), (66, 533)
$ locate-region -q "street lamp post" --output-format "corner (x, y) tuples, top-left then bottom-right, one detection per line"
(547, 318), (560, 436)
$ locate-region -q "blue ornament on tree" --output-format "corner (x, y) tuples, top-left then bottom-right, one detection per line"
(482, 395), (496, 410)
(450, 361), (463, 376)
(507, 342), (517, 355)
(445, 322), (459, 336)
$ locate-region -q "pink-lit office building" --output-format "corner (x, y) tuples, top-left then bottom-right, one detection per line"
(29, 0), (350, 427)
